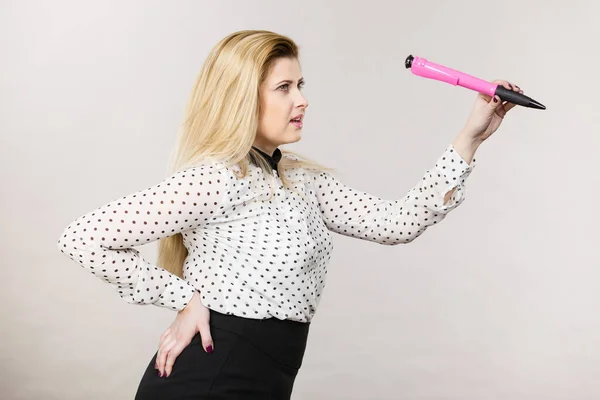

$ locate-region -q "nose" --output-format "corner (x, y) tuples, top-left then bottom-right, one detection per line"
(296, 92), (309, 111)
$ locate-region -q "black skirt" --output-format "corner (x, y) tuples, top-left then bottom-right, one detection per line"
(134, 308), (311, 400)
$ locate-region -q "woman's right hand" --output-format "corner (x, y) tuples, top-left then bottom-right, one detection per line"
(155, 290), (214, 378)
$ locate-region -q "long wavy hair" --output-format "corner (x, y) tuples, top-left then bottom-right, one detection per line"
(157, 29), (336, 279)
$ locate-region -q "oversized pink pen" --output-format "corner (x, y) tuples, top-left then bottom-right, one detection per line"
(405, 55), (545, 110)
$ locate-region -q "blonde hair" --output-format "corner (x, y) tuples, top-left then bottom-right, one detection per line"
(157, 29), (335, 278)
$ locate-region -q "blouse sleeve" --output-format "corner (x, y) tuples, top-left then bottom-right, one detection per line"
(56, 163), (229, 311)
(311, 144), (476, 245)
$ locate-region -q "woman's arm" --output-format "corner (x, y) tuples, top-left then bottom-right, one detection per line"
(311, 142), (476, 245)
(56, 163), (228, 311)
(312, 77), (525, 245)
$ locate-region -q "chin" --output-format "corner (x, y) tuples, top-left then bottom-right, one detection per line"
(287, 132), (302, 144)
(276, 130), (301, 145)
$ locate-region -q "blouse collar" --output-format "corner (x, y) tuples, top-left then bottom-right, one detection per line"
(251, 146), (282, 170)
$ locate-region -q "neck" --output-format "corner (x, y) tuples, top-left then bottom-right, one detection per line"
(252, 142), (277, 156)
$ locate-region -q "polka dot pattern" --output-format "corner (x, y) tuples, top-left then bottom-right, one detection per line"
(57, 144), (475, 322)
(57, 163), (228, 312)
(311, 145), (476, 245)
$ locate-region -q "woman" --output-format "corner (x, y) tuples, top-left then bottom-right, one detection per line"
(57, 29), (523, 399)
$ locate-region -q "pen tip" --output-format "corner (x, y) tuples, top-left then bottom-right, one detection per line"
(529, 99), (546, 110)
(405, 55), (414, 69)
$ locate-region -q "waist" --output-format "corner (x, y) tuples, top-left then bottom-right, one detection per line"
(209, 308), (310, 369)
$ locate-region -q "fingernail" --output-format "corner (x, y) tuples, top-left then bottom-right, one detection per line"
(207, 345), (213, 354)
(493, 97), (498, 103)
(158, 371), (162, 377)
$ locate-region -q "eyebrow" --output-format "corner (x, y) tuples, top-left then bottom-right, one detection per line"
(274, 78), (305, 86)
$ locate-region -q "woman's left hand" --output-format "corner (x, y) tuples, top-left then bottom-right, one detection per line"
(460, 79), (523, 144)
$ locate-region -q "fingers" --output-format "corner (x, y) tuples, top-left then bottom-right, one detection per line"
(155, 329), (171, 372)
(164, 341), (187, 378)
(491, 79), (524, 116)
(502, 82), (523, 115)
(488, 95), (503, 113)
(156, 334), (192, 378)
(492, 79), (519, 92)
(502, 101), (517, 114)
(154, 322), (212, 378)
(159, 327), (171, 341)
(156, 336), (176, 378)
(153, 295), (212, 379)
(198, 321), (214, 354)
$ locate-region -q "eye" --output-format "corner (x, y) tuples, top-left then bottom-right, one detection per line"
(278, 82), (305, 91)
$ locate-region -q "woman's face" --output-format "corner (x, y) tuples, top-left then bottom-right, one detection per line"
(255, 57), (308, 155)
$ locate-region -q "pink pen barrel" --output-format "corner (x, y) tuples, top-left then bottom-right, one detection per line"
(405, 54), (546, 110)
(408, 56), (497, 97)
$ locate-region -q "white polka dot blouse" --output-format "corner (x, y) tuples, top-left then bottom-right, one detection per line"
(57, 145), (475, 323)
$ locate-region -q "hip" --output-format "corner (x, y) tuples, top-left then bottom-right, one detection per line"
(134, 308), (311, 399)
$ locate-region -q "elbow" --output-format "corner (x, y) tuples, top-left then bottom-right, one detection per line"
(56, 228), (72, 255)
(403, 235), (418, 245)
(395, 228), (426, 245)
(387, 234), (419, 246)
(56, 221), (78, 253)
(56, 226), (102, 266)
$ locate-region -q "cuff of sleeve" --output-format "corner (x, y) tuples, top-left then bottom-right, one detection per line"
(436, 144), (477, 210)
(156, 274), (197, 311)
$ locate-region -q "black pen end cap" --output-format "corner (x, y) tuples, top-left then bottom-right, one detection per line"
(405, 55), (414, 69)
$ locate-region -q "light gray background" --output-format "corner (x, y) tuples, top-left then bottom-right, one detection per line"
(2, 1), (598, 399)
